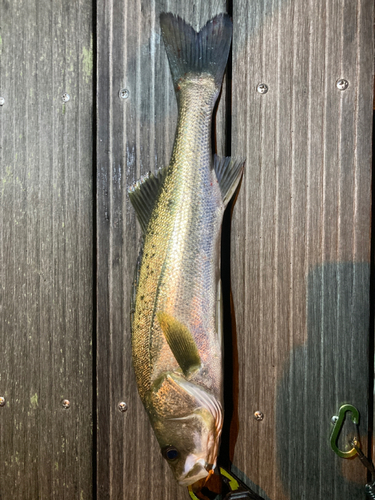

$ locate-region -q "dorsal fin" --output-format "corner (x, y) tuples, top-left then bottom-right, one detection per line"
(157, 311), (201, 378)
(213, 155), (245, 207)
(128, 167), (167, 232)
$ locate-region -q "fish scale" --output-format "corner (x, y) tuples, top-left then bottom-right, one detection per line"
(128, 12), (245, 487)
(133, 75), (222, 401)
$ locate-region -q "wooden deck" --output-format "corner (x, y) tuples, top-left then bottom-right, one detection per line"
(0, 0), (373, 498)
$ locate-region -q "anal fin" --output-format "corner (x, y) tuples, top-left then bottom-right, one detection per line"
(214, 155), (245, 207)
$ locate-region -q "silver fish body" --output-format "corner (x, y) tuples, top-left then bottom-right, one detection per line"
(129, 12), (244, 487)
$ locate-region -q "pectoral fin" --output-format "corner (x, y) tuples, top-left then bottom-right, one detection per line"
(157, 312), (201, 377)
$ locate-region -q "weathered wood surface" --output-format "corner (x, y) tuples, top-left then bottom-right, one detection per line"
(231, 0), (374, 499)
(96, 1), (228, 498)
(96, 0), (373, 498)
(0, 0), (372, 498)
(0, 0), (93, 498)
(97, 0), (374, 499)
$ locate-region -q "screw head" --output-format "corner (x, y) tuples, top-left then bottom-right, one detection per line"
(336, 79), (349, 91)
(254, 410), (264, 421)
(331, 415), (339, 424)
(257, 83), (268, 94)
(0, 397), (5, 407)
(118, 401), (128, 412)
(119, 89), (130, 100)
(62, 93), (70, 103)
(62, 399), (70, 409)
(0, 97), (5, 106)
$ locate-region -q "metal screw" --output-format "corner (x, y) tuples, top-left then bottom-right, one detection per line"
(331, 415), (339, 424)
(0, 97), (5, 106)
(119, 89), (130, 100)
(118, 401), (128, 412)
(257, 83), (268, 95)
(62, 93), (70, 103)
(254, 411), (264, 421)
(62, 399), (70, 409)
(0, 397), (5, 407)
(336, 79), (349, 91)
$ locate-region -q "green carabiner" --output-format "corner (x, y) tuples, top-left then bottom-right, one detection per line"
(330, 404), (360, 458)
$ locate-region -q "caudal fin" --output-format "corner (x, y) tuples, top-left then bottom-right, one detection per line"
(160, 13), (232, 93)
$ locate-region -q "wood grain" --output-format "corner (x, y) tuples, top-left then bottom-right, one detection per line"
(1, 0), (371, 498)
(96, 1), (228, 498)
(231, 0), (373, 499)
(0, 0), (93, 498)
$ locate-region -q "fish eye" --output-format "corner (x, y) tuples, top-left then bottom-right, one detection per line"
(162, 446), (179, 461)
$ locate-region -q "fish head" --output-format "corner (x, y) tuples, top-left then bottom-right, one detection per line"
(155, 407), (218, 485)
(148, 373), (223, 486)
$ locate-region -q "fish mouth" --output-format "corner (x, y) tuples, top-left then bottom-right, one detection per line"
(178, 459), (210, 486)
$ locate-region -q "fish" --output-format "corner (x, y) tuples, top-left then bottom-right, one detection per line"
(128, 11), (244, 487)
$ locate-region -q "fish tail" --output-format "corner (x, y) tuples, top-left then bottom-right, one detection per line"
(160, 12), (232, 95)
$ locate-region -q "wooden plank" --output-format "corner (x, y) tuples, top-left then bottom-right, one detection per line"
(231, 0), (373, 499)
(96, 1), (228, 498)
(0, 0), (93, 498)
